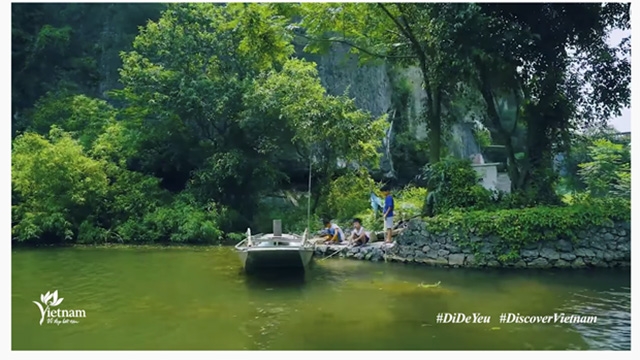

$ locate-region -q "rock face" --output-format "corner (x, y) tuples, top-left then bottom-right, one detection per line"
(298, 43), (481, 177)
(313, 219), (631, 269)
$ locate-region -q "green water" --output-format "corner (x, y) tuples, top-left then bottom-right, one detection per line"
(12, 246), (630, 350)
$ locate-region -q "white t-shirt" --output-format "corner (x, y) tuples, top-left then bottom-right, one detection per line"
(352, 227), (370, 239)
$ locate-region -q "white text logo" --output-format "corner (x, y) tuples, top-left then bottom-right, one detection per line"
(32, 290), (86, 326)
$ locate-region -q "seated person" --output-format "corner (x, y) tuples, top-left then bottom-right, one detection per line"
(322, 219), (345, 244)
(350, 218), (370, 246)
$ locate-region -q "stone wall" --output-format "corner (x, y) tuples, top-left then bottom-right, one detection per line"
(313, 219), (631, 269)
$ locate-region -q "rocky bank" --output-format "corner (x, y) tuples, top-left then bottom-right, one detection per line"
(313, 219), (631, 269)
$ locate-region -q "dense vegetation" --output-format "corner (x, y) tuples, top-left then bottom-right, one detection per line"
(11, 3), (630, 246)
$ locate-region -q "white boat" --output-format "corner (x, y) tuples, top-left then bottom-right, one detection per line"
(234, 220), (315, 273)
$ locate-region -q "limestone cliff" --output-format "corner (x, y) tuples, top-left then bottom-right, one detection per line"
(297, 43), (481, 180)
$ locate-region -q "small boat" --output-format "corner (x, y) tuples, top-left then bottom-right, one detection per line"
(234, 220), (315, 274)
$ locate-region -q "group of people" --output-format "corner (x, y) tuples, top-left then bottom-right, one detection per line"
(321, 186), (395, 246)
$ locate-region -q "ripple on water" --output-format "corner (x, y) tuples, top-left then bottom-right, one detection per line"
(559, 288), (630, 350)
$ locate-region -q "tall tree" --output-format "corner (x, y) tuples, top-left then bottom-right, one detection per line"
(294, 3), (479, 164)
(113, 3), (387, 226)
(467, 3), (630, 203)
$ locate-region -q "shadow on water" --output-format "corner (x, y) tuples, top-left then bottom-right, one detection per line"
(241, 257), (342, 290)
(242, 268), (307, 290)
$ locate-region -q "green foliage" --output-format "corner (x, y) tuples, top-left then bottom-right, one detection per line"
(296, 3), (489, 163)
(12, 127), (225, 245)
(28, 92), (117, 149)
(116, 193), (223, 244)
(113, 2), (296, 205)
(395, 186), (428, 220)
(424, 197), (630, 263)
(578, 139), (630, 198)
(247, 58), (388, 169)
(12, 3), (164, 135)
(320, 171), (378, 222)
(12, 3), (391, 244)
(466, 4), (630, 201)
(11, 2), (631, 247)
(387, 68), (430, 184)
(473, 127), (492, 149)
(559, 129), (630, 193)
(12, 128), (110, 242)
(111, 3), (387, 228)
(391, 131), (430, 184)
(421, 158), (492, 215)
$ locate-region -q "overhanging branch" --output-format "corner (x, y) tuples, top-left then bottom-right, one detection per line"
(295, 33), (417, 60)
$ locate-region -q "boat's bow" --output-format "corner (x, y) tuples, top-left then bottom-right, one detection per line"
(234, 220), (315, 273)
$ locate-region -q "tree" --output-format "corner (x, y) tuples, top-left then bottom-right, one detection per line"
(245, 58), (388, 212)
(293, 3), (480, 165)
(467, 3), (630, 203)
(11, 127), (110, 242)
(113, 3), (387, 226)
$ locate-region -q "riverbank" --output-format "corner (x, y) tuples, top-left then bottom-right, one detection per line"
(313, 218), (630, 269)
(13, 198), (630, 270)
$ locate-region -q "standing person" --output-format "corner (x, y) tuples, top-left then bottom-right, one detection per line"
(322, 219), (345, 244)
(381, 186), (394, 243)
(350, 218), (370, 246)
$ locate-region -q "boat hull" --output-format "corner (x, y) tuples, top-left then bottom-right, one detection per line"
(237, 247), (314, 273)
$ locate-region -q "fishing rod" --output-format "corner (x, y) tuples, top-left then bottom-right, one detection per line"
(307, 152), (312, 237)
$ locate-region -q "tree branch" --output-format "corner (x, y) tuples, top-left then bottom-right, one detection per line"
(295, 33), (417, 60)
(377, 3), (413, 43)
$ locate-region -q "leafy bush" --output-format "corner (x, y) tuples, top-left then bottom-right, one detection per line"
(116, 192), (223, 244)
(320, 170), (379, 222)
(395, 185), (428, 220)
(12, 128), (110, 242)
(473, 127), (492, 149)
(28, 93), (117, 150)
(578, 139), (630, 198)
(423, 197), (630, 262)
(421, 157), (492, 215)
(560, 133), (630, 193)
(12, 128), (225, 245)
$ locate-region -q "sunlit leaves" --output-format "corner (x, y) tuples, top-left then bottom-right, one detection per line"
(28, 92), (117, 150)
(578, 139), (630, 198)
(323, 170), (378, 222)
(12, 129), (110, 241)
(113, 3), (389, 224)
(247, 58), (389, 170)
(297, 3), (402, 65)
(116, 3), (300, 202)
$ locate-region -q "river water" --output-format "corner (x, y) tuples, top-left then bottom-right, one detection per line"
(11, 246), (630, 350)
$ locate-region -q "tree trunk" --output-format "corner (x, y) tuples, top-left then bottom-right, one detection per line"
(520, 113), (559, 204)
(427, 86), (442, 164)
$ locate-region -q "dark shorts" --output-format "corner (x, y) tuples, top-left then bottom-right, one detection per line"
(354, 235), (370, 246)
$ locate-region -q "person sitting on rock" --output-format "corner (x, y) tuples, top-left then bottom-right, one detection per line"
(350, 218), (370, 246)
(322, 219), (345, 244)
